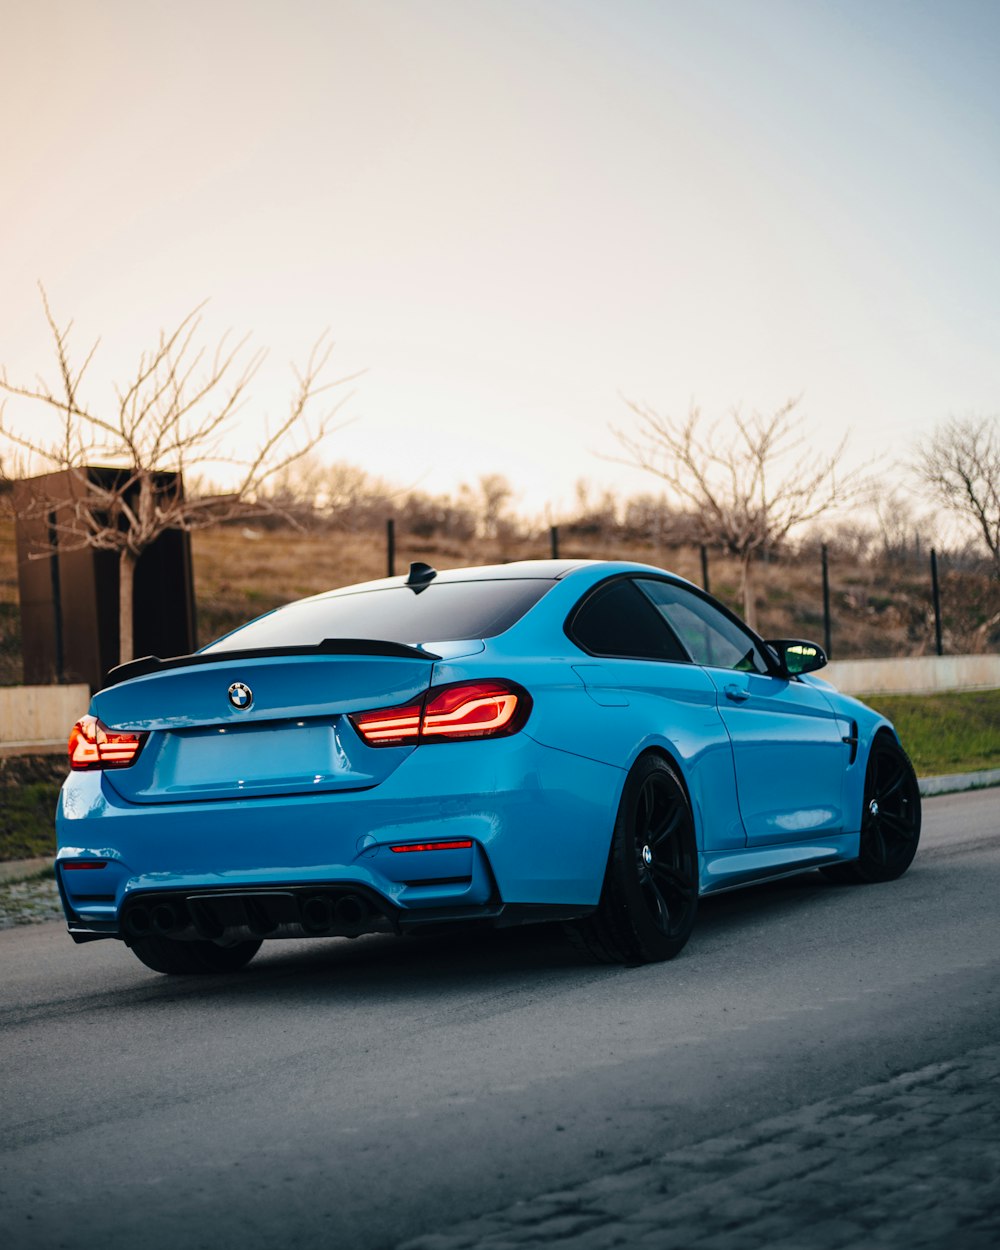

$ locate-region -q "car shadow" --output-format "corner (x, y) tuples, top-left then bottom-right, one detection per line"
(111, 870), (848, 1011)
(696, 868), (843, 929)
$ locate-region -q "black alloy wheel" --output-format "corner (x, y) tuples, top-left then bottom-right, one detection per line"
(568, 754), (699, 964)
(823, 735), (921, 884)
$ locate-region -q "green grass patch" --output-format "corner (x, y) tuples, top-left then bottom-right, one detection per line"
(0, 780), (60, 860)
(865, 689), (1000, 776)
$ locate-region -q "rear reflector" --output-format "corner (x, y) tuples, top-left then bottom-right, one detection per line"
(62, 860), (109, 870)
(69, 715), (148, 771)
(350, 679), (530, 748)
(390, 840), (474, 854)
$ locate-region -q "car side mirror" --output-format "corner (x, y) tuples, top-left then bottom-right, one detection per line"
(766, 639), (828, 677)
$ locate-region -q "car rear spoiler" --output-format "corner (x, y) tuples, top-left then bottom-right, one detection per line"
(104, 638), (442, 687)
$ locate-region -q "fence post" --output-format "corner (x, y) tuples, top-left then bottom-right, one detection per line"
(550, 525), (559, 560)
(47, 510), (65, 682)
(821, 543), (832, 658)
(700, 545), (710, 594)
(386, 518), (395, 578)
(930, 548), (943, 656)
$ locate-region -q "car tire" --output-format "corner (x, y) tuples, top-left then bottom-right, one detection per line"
(822, 734), (921, 885)
(128, 936), (262, 975)
(567, 754), (699, 965)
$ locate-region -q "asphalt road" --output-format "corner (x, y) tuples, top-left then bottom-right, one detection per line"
(1, 789), (997, 1250)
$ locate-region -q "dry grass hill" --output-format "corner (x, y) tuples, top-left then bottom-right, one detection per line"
(1, 515), (996, 686)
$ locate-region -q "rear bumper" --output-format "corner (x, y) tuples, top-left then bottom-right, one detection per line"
(56, 734), (623, 938)
(62, 880), (592, 945)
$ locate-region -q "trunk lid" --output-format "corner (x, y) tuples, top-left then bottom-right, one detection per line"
(94, 651), (434, 804)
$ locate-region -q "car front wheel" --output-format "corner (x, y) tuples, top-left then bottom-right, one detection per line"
(823, 735), (921, 884)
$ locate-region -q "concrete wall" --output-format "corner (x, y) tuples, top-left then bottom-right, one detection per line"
(0, 685), (90, 750)
(824, 654), (1000, 696)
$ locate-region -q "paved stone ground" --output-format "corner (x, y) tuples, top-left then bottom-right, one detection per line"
(399, 1044), (1000, 1250)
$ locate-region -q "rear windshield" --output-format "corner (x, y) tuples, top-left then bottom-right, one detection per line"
(202, 578), (555, 652)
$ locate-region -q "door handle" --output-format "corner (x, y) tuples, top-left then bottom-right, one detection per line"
(724, 684), (750, 703)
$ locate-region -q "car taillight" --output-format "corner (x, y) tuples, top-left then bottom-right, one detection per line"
(69, 715), (148, 771)
(349, 701), (423, 745)
(350, 679), (530, 747)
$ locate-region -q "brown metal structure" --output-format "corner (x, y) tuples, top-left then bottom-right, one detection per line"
(13, 468), (197, 691)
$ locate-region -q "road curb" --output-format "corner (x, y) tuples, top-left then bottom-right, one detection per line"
(918, 768), (1000, 796)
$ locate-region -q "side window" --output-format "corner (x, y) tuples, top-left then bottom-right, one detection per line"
(635, 579), (771, 674)
(568, 578), (688, 662)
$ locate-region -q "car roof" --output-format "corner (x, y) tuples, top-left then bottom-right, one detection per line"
(419, 559), (592, 581)
(308, 559), (596, 601)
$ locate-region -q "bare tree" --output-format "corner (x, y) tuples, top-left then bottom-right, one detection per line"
(613, 398), (857, 628)
(914, 415), (1000, 575)
(569, 479), (621, 538)
(0, 289), (355, 663)
(458, 474), (516, 541)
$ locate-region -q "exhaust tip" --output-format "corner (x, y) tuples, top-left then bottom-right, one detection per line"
(124, 905), (152, 937)
(300, 895), (335, 934)
(334, 894), (369, 929)
(151, 903), (181, 936)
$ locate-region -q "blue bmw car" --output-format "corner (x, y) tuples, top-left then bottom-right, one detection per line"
(56, 559), (921, 973)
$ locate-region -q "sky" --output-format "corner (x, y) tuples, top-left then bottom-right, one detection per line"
(1, 0), (998, 519)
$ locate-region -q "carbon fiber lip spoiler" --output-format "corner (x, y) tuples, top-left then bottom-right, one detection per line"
(104, 638), (442, 687)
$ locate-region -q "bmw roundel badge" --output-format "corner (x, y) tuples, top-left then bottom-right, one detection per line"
(228, 682), (253, 710)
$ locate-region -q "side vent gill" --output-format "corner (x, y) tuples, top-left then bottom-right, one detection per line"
(841, 719), (860, 765)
